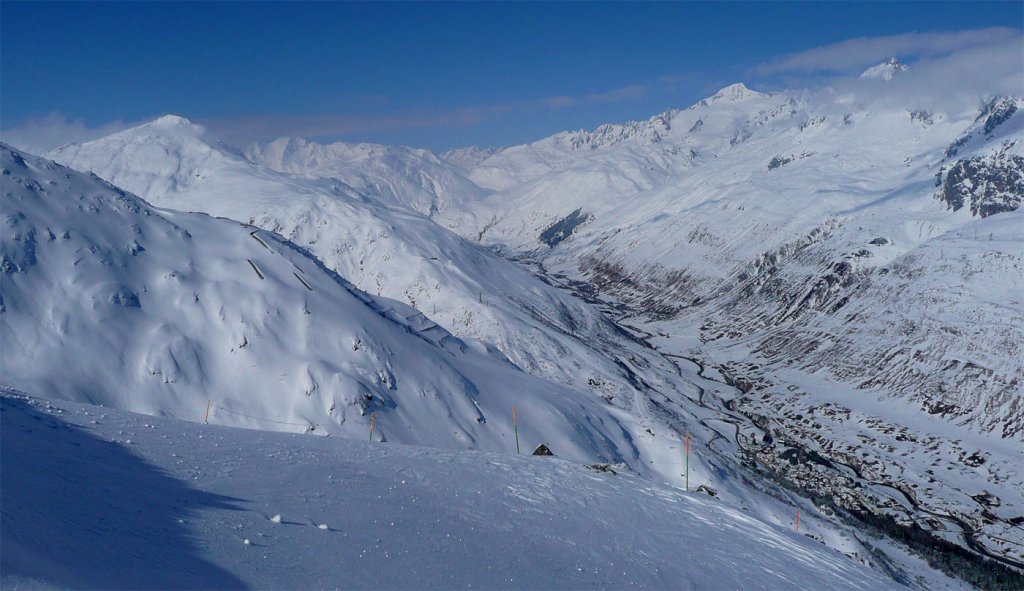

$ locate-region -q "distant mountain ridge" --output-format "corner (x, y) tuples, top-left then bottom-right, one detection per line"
(37, 71), (1024, 577)
(0, 143), (652, 465)
(208, 79), (1024, 573)
(48, 115), (693, 412)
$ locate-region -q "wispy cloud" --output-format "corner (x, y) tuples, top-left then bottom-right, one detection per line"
(0, 113), (141, 155)
(203, 82), (652, 146)
(755, 27), (1020, 75)
(833, 34), (1024, 116)
(585, 84), (649, 104)
(0, 78), (659, 151)
(201, 112), (483, 147)
(537, 95), (580, 109)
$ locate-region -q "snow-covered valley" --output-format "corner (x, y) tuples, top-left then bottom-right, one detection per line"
(236, 70), (1024, 582)
(2, 57), (1022, 589)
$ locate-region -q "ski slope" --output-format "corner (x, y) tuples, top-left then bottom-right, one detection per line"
(1, 391), (904, 590)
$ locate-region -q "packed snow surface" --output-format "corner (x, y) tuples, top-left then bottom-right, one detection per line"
(0, 392), (902, 590)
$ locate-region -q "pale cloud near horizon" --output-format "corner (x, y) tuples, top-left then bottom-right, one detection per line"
(754, 27), (1020, 75)
(5, 29), (1020, 153)
(0, 113), (141, 156)
(0, 81), (652, 152)
(825, 34), (1024, 116)
(208, 83), (650, 145)
(585, 84), (649, 104)
(200, 111), (485, 148)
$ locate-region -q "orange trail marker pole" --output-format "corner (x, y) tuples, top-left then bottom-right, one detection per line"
(369, 412), (375, 443)
(796, 510), (800, 532)
(685, 433), (690, 492)
(204, 400), (211, 424)
(512, 405), (520, 454)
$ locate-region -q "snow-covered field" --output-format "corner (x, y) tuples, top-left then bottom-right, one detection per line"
(1, 391), (903, 590)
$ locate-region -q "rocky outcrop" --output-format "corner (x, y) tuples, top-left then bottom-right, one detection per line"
(540, 209), (593, 247)
(937, 151), (1024, 217)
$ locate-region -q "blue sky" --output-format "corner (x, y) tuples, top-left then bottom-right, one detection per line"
(2, 2), (1021, 151)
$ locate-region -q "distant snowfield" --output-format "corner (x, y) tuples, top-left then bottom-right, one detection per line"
(0, 392), (902, 591)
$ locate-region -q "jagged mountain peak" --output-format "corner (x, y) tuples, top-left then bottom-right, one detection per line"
(707, 82), (764, 102)
(256, 135), (437, 163)
(147, 113), (197, 127)
(52, 113), (212, 155)
(859, 58), (910, 81)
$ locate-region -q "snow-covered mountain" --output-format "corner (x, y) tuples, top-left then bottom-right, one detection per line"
(219, 74), (1024, 577)
(26, 64), (1024, 583)
(7, 143), (972, 588)
(0, 143), (652, 464)
(40, 117), (841, 530)
(246, 136), (487, 216)
(860, 58), (911, 81)
(429, 80), (1023, 439)
(46, 116), (689, 415)
(431, 81), (1024, 575)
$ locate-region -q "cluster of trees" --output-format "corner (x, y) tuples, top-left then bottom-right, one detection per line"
(849, 509), (1023, 591)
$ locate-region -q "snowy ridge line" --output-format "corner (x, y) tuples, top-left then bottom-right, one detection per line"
(252, 226), (469, 354)
(210, 405), (317, 429)
(1, 142), (656, 476)
(44, 119), (668, 407)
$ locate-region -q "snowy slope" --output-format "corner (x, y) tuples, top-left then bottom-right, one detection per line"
(246, 136), (488, 216)
(46, 117), (689, 412)
(427, 79), (1023, 439)
(238, 70), (1024, 573)
(0, 143), (650, 465)
(421, 78), (1024, 570)
(1, 391), (906, 590)
(8, 145), (978, 589)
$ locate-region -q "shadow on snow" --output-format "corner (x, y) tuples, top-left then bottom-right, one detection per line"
(1, 395), (248, 590)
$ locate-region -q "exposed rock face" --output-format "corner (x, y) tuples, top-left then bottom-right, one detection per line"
(767, 155), (793, 170)
(945, 97), (1021, 159)
(540, 209), (593, 247)
(937, 151), (1024, 217)
(982, 97), (1019, 136)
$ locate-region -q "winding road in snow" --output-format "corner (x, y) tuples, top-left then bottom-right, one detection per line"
(518, 255), (1023, 572)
